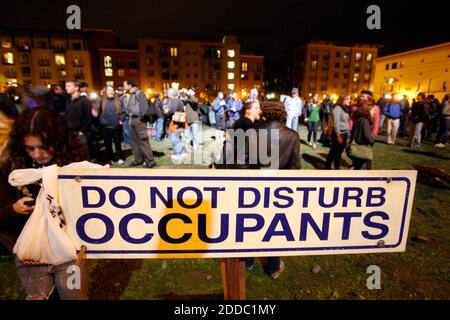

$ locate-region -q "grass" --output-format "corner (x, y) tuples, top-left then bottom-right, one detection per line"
(1, 125), (449, 300)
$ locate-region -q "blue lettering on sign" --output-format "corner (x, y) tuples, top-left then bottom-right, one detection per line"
(262, 213), (294, 242)
(178, 187), (202, 208)
(81, 186), (106, 208)
(300, 212), (330, 241)
(158, 213), (192, 244)
(76, 213), (114, 244)
(273, 187), (294, 208)
(235, 214), (265, 242)
(366, 187), (386, 207)
(334, 212), (363, 240)
(343, 187), (363, 207)
(362, 211), (389, 239)
(318, 187), (339, 208)
(198, 213), (229, 243)
(110, 186), (135, 209)
(238, 188), (261, 208)
(296, 187), (317, 207)
(150, 187), (173, 208)
(119, 213), (153, 244)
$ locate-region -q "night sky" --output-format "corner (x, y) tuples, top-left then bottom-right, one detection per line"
(0, 0), (448, 63)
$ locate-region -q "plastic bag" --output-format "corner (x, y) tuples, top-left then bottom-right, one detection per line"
(9, 161), (108, 265)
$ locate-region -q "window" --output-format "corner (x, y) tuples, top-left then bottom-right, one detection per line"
(343, 62), (349, 69)
(400, 61), (405, 68)
(343, 52), (350, 60)
(72, 42), (81, 50)
(105, 68), (113, 77)
(193, 73), (198, 79)
(321, 71), (328, 81)
(323, 50), (330, 59)
(118, 69), (125, 77)
(146, 46), (153, 53)
(129, 58), (137, 68)
(364, 73), (370, 82)
(241, 73), (248, 80)
(104, 56), (112, 68)
(185, 48), (190, 55)
(106, 81), (114, 87)
(392, 62), (398, 69)
(228, 61), (235, 69)
(186, 59), (190, 67)
(147, 69), (154, 77)
(355, 52), (362, 61)
(385, 64), (390, 70)
(335, 62), (340, 68)
(311, 61), (317, 70)
(3, 52), (14, 65)
(228, 72), (235, 80)
(227, 83), (235, 91)
(335, 51), (341, 58)
(1, 40), (11, 48)
(161, 61), (169, 68)
(322, 63), (329, 70)
(343, 73), (348, 80)
(170, 47), (178, 57)
(254, 74), (261, 81)
(254, 64), (262, 73)
(73, 56), (84, 67)
(241, 62), (248, 72)
(311, 49), (318, 59)
(37, 40), (47, 49)
(334, 72), (339, 79)
(215, 50), (221, 59)
(22, 67), (31, 77)
(55, 54), (65, 66)
(20, 54), (30, 64)
(310, 71), (316, 80)
(320, 84), (328, 91)
(213, 62), (221, 70)
(162, 72), (170, 80)
(171, 72), (178, 80)
(353, 73), (360, 82)
(342, 83), (348, 89)
(309, 83), (316, 91)
(227, 50), (235, 58)
(366, 53), (373, 62)
(186, 71), (190, 78)
(355, 62), (361, 71)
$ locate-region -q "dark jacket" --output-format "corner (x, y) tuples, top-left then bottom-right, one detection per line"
(410, 101), (429, 124)
(184, 95), (199, 124)
(255, 121), (301, 169)
(64, 94), (91, 134)
(99, 98), (121, 129)
(351, 115), (375, 146)
(167, 98), (185, 117)
(0, 161), (32, 252)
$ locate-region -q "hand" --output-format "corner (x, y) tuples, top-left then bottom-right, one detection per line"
(337, 135), (344, 145)
(304, 118), (309, 122)
(13, 197), (35, 215)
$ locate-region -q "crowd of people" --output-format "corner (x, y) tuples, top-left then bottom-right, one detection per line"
(0, 77), (449, 300)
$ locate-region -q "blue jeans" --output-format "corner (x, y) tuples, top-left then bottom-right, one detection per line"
(169, 129), (185, 155)
(436, 118), (449, 144)
(15, 258), (89, 300)
(155, 117), (164, 141)
(246, 257), (281, 276)
(122, 118), (131, 145)
(185, 122), (199, 148)
(286, 114), (299, 132)
(215, 114), (226, 130)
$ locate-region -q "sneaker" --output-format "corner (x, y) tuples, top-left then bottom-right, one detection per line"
(270, 260), (285, 279)
(312, 142), (317, 149)
(434, 143), (446, 148)
(308, 141), (312, 146)
(116, 159), (124, 165)
(128, 160), (143, 167)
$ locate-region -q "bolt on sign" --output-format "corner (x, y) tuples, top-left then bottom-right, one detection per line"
(58, 169), (417, 259)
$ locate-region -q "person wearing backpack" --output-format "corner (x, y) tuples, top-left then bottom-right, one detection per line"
(99, 86), (124, 165)
(123, 80), (155, 168)
(0, 107), (89, 299)
(325, 94), (351, 169)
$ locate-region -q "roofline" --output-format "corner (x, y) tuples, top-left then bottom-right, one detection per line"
(377, 42), (450, 60)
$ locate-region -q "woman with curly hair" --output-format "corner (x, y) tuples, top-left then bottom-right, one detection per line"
(0, 107), (89, 300)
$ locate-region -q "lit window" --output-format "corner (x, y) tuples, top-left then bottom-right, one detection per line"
(118, 69), (125, 77)
(216, 50), (221, 59)
(55, 54), (65, 66)
(227, 83), (235, 91)
(241, 62), (248, 71)
(227, 50), (235, 58)
(311, 61), (317, 70)
(228, 72), (235, 80)
(353, 73), (360, 82)
(3, 52), (14, 65)
(105, 68), (113, 77)
(228, 61), (235, 69)
(1, 40), (12, 48)
(106, 81), (114, 87)
(104, 56), (112, 68)
(366, 53), (373, 62)
(364, 73), (370, 82)
(170, 47), (178, 57)
(355, 52), (362, 61)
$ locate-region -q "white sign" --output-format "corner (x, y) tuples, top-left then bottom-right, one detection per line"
(58, 169), (417, 259)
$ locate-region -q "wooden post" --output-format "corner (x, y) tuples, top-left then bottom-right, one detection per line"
(75, 245), (87, 266)
(211, 152), (246, 300)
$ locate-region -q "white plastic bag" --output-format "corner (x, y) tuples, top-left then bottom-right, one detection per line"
(9, 161), (108, 265)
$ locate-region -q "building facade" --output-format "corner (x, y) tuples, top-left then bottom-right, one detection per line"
(267, 40), (380, 99)
(240, 54), (264, 97)
(372, 42), (450, 101)
(138, 35), (263, 100)
(0, 29), (93, 89)
(98, 48), (140, 89)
